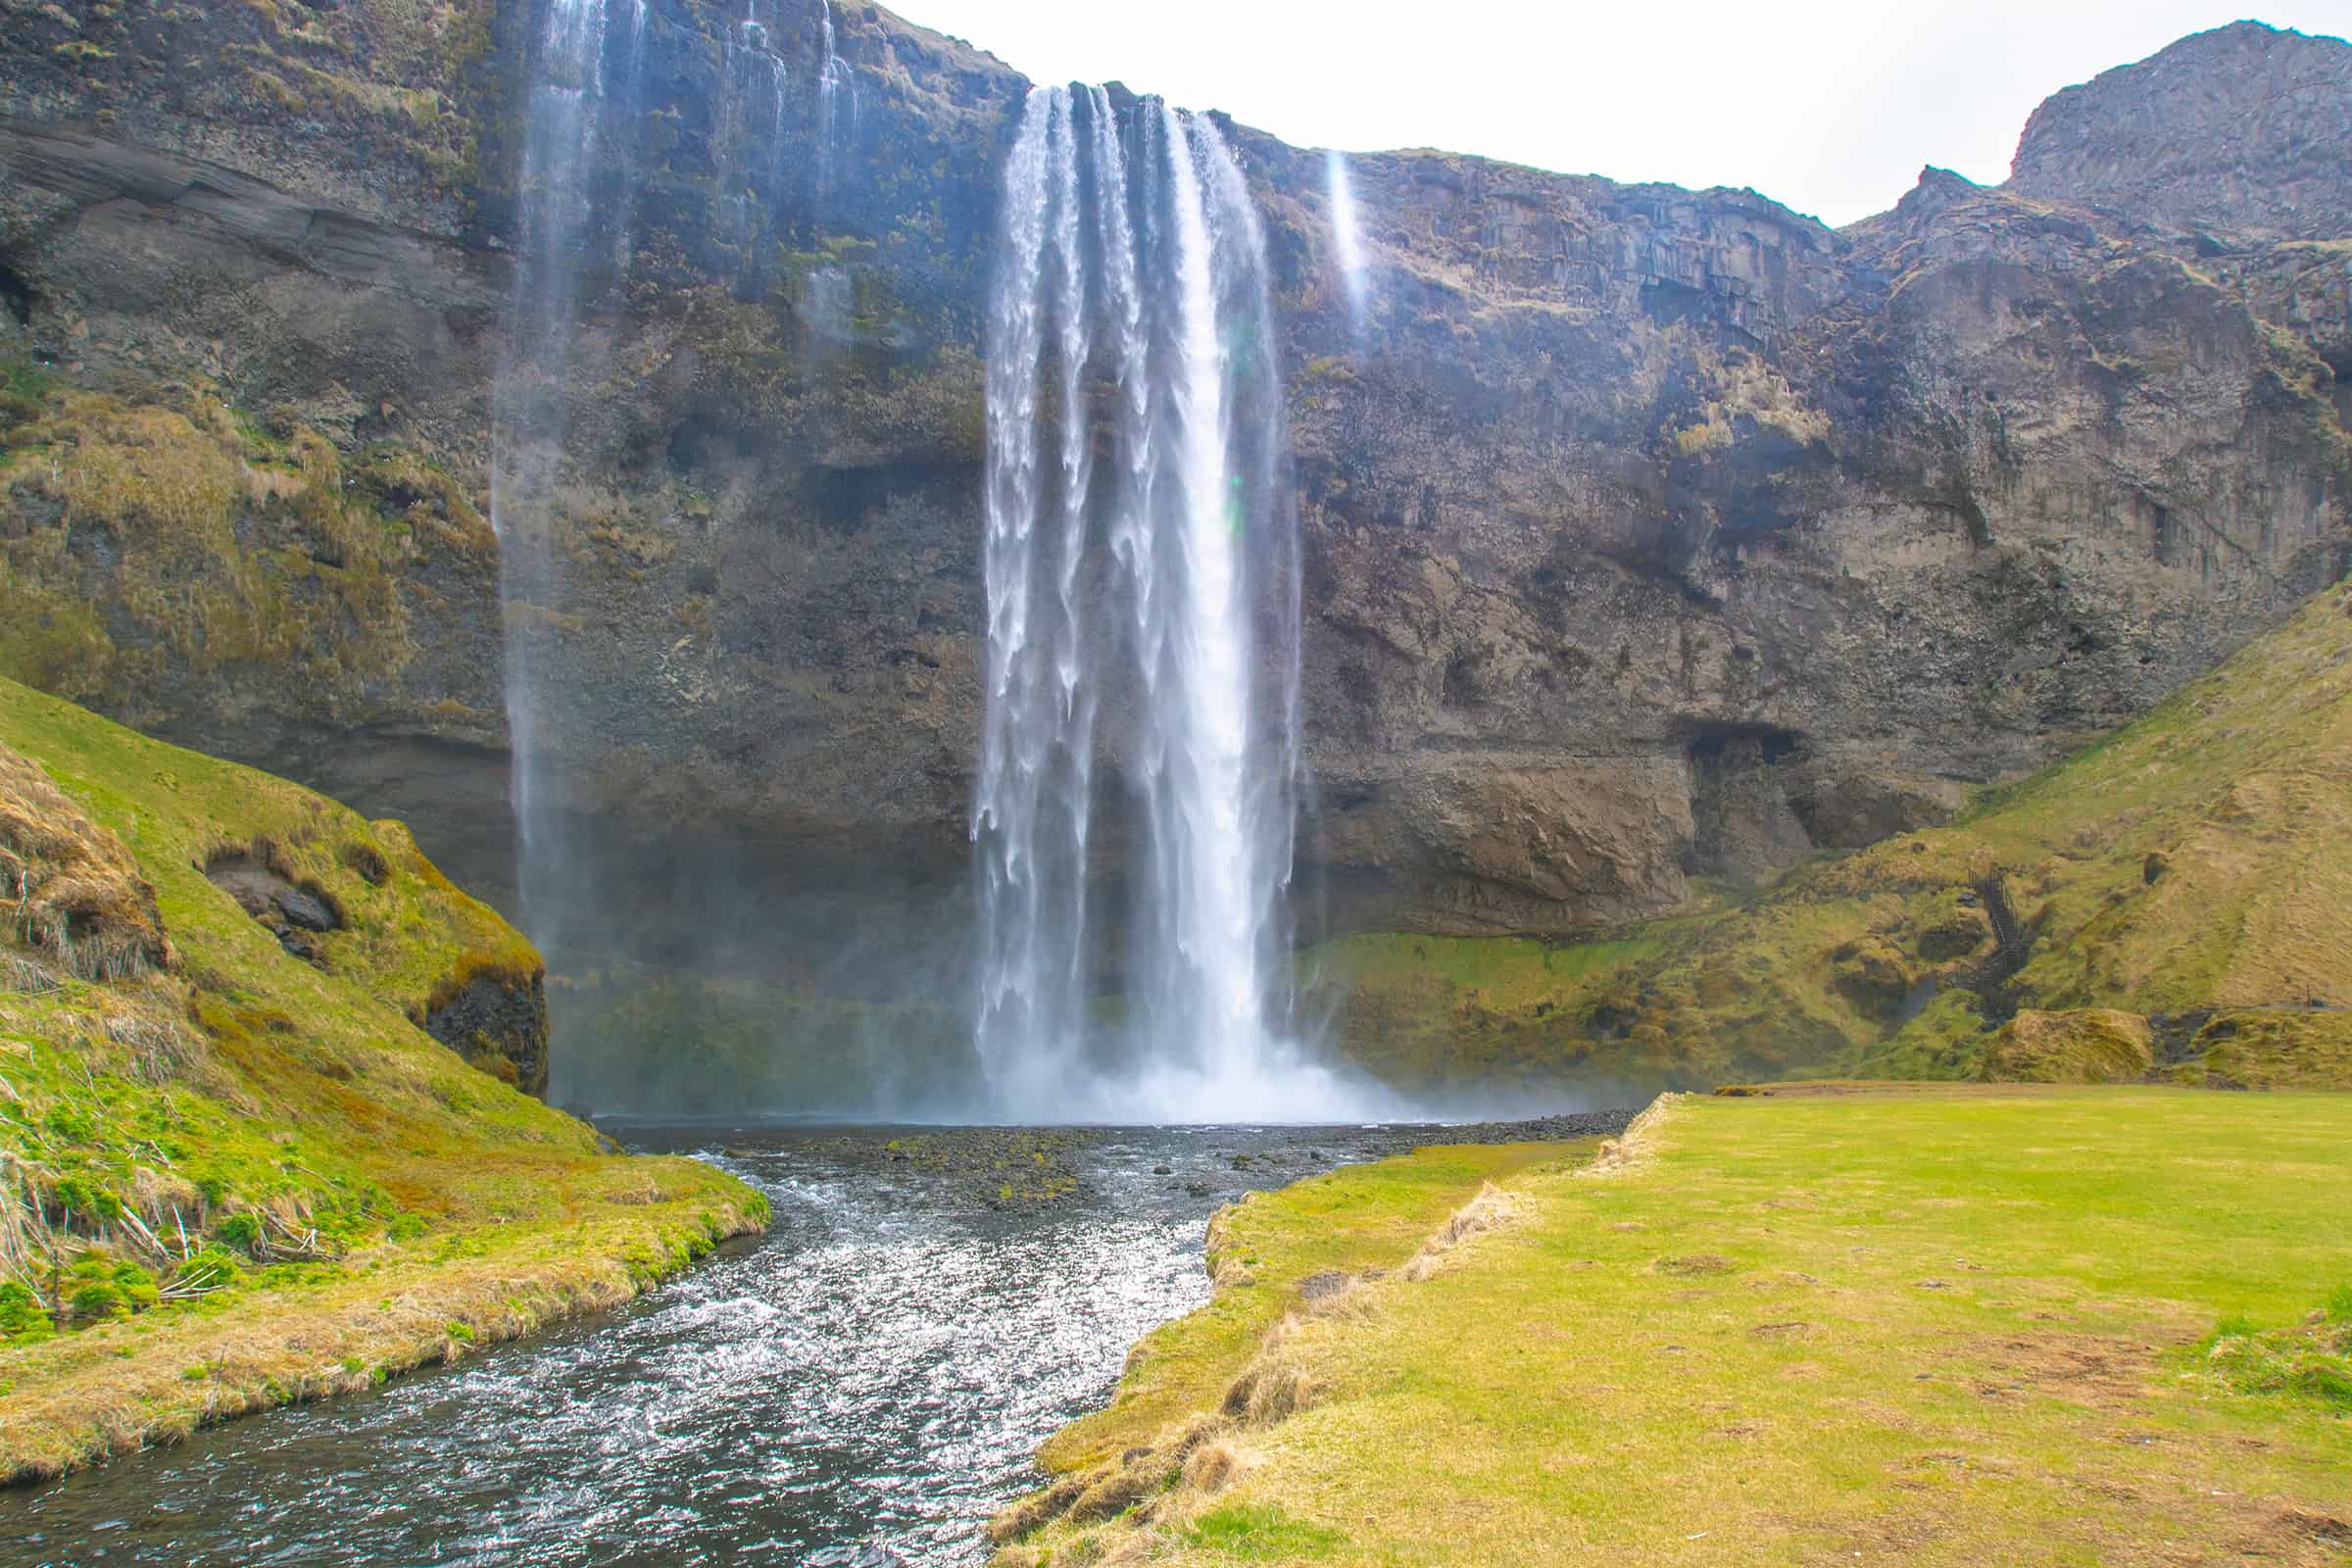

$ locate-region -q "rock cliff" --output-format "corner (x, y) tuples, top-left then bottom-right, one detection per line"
(2, 4), (2347, 1099)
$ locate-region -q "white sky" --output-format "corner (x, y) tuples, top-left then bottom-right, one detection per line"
(902, 1), (2352, 226)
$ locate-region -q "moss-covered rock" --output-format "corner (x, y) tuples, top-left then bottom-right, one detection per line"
(0, 673), (763, 1479)
(2168, 1009), (2352, 1091)
(1981, 1008), (2156, 1084)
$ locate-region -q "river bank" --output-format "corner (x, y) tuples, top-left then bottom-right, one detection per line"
(997, 1087), (2352, 1565)
(0, 1120), (1619, 1564)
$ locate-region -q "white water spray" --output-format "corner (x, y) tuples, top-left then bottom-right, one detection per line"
(815, 0), (857, 198)
(1326, 149), (1372, 335)
(494, 0), (642, 966)
(974, 88), (1397, 1122)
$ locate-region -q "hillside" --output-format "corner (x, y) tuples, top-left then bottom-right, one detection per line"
(0, 676), (764, 1480)
(1316, 574), (2352, 1095)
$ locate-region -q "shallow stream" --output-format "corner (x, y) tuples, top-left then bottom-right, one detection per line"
(0, 1122), (1544, 1566)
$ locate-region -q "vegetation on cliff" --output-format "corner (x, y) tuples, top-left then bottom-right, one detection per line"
(1000, 1089), (2352, 1565)
(0, 675), (763, 1481)
(1317, 574), (2352, 1094)
(0, 355), (498, 736)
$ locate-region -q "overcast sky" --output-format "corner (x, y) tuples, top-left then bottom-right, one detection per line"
(901, 1), (2352, 226)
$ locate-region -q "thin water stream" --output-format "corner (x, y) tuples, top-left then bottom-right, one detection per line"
(0, 1122), (1618, 1566)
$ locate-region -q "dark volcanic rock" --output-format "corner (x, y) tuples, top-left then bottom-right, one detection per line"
(2, 1), (2349, 1093)
(2008, 22), (2352, 242)
(271, 887), (338, 933)
(424, 969), (551, 1098)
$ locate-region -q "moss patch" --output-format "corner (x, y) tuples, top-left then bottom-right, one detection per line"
(0, 675), (763, 1480)
(1981, 1007), (2155, 1084)
(0, 370), (487, 718)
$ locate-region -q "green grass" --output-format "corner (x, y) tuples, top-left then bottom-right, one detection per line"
(1317, 575), (2352, 1094)
(1176, 1501), (1347, 1558)
(0, 675), (765, 1479)
(1010, 1089), (2352, 1566)
(1037, 1139), (1581, 1475)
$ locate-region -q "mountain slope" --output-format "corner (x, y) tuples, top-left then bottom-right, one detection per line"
(1318, 573), (2352, 1093)
(0, 675), (764, 1479)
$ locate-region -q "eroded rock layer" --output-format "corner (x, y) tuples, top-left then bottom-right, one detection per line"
(3, 6), (2347, 1095)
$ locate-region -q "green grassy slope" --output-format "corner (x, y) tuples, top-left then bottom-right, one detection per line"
(1317, 576), (2352, 1092)
(0, 675), (764, 1480)
(1003, 1089), (2352, 1565)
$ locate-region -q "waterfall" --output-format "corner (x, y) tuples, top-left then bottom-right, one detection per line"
(1326, 149), (1372, 334)
(812, 0), (857, 205)
(493, 0), (642, 987)
(974, 87), (1390, 1122)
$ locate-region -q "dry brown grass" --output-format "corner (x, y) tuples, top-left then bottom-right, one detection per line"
(0, 742), (173, 980)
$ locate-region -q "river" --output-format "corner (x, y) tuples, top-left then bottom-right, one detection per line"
(0, 1120), (1615, 1566)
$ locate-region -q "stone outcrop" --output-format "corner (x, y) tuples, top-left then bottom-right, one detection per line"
(2008, 22), (2352, 242)
(2, 5), (2348, 1068)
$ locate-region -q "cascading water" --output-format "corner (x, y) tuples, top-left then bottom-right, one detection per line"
(1326, 149), (1372, 334)
(493, 0), (642, 979)
(496, 0), (868, 1109)
(974, 87), (1394, 1123)
(816, 0), (858, 195)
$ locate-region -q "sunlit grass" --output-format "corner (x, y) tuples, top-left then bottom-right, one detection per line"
(1022, 1089), (2352, 1565)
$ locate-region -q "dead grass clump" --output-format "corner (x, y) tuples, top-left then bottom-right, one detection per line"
(102, 1006), (200, 1083)
(1220, 1356), (1319, 1426)
(339, 839), (391, 886)
(1583, 1092), (1686, 1178)
(1400, 1181), (1524, 1282)
(0, 744), (174, 980)
(1298, 1270), (1380, 1321)
(1180, 1440), (1242, 1494)
(0, 950), (61, 994)
(1656, 1254), (1736, 1278)
(985, 1470), (1093, 1544)
(1067, 1449), (1177, 1524)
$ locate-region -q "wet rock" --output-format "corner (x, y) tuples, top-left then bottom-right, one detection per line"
(3, 0), (2345, 1114)
(272, 886), (338, 932)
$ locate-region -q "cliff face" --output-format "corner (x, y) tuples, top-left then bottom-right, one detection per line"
(2008, 21), (2352, 242)
(2, 5), (2347, 1079)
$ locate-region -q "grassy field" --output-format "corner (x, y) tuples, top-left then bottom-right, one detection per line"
(1312, 575), (2352, 1094)
(1037, 1140), (1584, 1479)
(999, 1089), (2352, 1565)
(0, 676), (764, 1480)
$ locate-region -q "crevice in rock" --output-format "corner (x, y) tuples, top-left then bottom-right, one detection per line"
(0, 260), (32, 327)
(1968, 873), (2034, 1022)
(1681, 723), (1810, 882)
